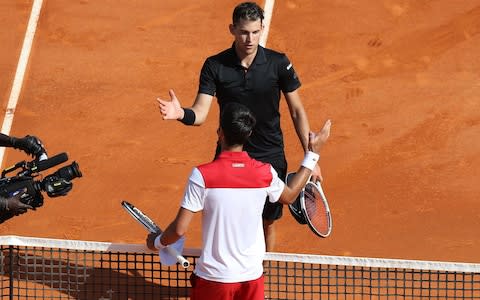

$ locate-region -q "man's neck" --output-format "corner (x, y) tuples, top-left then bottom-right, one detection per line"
(234, 45), (257, 69)
(221, 144), (244, 152)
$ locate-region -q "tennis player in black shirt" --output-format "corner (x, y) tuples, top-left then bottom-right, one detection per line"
(157, 2), (325, 251)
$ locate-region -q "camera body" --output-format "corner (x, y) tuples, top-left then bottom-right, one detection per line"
(0, 153), (82, 208)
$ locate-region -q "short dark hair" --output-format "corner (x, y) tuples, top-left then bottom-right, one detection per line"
(220, 102), (256, 146)
(232, 2), (264, 25)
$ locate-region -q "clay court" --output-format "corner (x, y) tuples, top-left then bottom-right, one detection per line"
(0, 0), (479, 265)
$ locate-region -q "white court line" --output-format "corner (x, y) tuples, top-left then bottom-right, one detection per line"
(0, 0), (268, 166)
(260, 0), (275, 47)
(0, 0), (43, 167)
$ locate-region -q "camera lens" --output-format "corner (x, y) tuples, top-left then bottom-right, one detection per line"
(54, 161), (82, 181)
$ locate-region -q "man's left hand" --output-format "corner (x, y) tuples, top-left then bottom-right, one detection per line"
(311, 164), (323, 183)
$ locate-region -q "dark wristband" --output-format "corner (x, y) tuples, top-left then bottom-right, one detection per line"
(179, 108), (196, 125)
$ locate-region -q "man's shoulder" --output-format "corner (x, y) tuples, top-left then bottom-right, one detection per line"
(196, 155), (274, 188)
(197, 155), (270, 170)
(205, 47), (235, 63)
(261, 46), (289, 61)
(256, 46), (293, 69)
(197, 155), (272, 178)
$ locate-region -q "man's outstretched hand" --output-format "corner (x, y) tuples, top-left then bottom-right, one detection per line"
(308, 120), (331, 182)
(157, 89), (184, 120)
(308, 119), (332, 153)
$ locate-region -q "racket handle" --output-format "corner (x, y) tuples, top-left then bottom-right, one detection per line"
(165, 246), (190, 268)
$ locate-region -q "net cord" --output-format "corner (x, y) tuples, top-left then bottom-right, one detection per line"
(1, 235), (479, 273)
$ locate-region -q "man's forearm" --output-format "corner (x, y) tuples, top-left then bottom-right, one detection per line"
(285, 91), (311, 152)
(158, 207), (193, 247)
(292, 110), (310, 152)
(159, 221), (183, 246)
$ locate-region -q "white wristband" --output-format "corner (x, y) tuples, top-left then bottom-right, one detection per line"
(301, 151), (320, 170)
(154, 234), (167, 249)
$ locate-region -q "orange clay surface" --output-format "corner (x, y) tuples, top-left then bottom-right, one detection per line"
(0, 0), (479, 263)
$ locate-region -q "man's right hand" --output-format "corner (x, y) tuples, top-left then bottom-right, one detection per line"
(146, 232), (161, 251)
(157, 89), (184, 120)
(308, 119), (332, 154)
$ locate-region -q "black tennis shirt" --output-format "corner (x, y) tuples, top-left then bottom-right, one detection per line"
(198, 45), (301, 162)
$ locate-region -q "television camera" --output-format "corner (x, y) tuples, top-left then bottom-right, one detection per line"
(0, 152), (82, 209)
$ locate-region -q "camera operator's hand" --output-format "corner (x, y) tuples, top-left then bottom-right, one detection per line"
(10, 135), (47, 159)
(0, 191), (33, 216)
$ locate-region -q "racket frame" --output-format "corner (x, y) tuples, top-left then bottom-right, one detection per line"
(285, 172), (308, 224)
(121, 200), (190, 268)
(300, 181), (333, 238)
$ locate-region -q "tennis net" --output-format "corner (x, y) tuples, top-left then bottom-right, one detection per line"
(1, 235), (479, 299)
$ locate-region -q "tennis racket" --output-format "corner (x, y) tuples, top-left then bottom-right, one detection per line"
(286, 172), (308, 225)
(121, 200), (190, 268)
(302, 180), (332, 237)
(285, 172), (333, 238)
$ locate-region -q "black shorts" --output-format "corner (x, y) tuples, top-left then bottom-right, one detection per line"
(262, 157), (287, 221)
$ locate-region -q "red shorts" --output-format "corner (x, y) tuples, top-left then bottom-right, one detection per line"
(190, 273), (264, 300)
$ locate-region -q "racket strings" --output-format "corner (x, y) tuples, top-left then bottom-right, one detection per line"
(304, 185), (330, 236)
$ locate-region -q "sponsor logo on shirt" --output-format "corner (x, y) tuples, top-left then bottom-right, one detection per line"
(232, 163), (245, 168)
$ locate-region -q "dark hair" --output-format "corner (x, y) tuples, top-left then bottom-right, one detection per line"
(220, 102), (256, 146)
(232, 2), (264, 25)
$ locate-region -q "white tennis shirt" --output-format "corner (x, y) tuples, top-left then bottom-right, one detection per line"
(181, 151), (284, 283)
